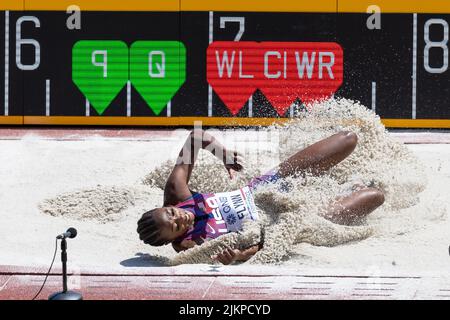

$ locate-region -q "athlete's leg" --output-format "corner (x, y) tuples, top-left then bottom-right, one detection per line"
(321, 187), (385, 225)
(277, 131), (358, 177)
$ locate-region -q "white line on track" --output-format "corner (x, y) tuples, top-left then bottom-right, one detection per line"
(4, 11), (9, 116)
(85, 99), (90, 116)
(412, 13), (417, 119)
(167, 100), (171, 117)
(372, 82), (376, 112)
(45, 79), (50, 116)
(208, 11), (214, 117)
(127, 80), (131, 117)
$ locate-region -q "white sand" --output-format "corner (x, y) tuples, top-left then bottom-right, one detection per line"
(285, 142), (450, 272)
(0, 123), (449, 275)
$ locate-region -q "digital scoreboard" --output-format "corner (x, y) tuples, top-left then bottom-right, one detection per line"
(1, 0), (450, 127)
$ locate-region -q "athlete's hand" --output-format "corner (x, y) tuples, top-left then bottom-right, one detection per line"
(211, 247), (244, 265)
(223, 150), (245, 180)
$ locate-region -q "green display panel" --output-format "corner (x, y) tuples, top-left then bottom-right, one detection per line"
(72, 41), (128, 115)
(130, 41), (186, 115)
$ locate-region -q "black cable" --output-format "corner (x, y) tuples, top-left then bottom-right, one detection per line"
(32, 238), (58, 300)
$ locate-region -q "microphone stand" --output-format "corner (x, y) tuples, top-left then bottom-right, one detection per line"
(48, 237), (83, 300)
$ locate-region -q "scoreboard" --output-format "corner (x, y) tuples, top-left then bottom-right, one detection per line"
(1, 0), (450, 128)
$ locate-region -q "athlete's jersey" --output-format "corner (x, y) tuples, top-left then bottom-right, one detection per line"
(173, 186), (258, 244)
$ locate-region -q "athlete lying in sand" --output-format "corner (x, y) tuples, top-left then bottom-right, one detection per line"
(137, 129), (385, 265)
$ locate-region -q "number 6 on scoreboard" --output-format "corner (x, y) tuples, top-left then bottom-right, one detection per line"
(16, 16), (41, 71)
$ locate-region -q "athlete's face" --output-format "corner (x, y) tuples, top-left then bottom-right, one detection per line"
(153, 206), (195, 243)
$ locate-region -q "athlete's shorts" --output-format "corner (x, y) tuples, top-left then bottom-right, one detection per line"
(247, 167), (295, 193)
(247, 168), (283, 191)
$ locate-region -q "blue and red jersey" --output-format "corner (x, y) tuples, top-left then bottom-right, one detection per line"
(173, 186), (258, 244)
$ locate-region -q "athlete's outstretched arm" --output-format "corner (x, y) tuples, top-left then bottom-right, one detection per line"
(164, 129), (243, 206)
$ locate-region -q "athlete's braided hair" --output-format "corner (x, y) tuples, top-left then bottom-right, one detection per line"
(137, 209), (168, 246)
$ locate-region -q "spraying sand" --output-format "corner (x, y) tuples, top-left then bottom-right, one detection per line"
(134, 99), (429, 265)
(18, 97), (445, 269)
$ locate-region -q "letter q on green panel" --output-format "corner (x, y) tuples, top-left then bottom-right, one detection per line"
(130, 41), (186, 115)
(72, 41), (129, 115)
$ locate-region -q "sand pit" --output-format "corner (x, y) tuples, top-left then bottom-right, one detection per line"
(0, 98), (449, 275)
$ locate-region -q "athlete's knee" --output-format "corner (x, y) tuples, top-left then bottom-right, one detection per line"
(364, 187), (385, 206)
(375, 189), (385, 206)
(338, 131), (358, 151)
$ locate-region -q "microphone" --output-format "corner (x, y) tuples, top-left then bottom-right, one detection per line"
(48, 227), (82, 300)
(56, 228), (77, 239)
